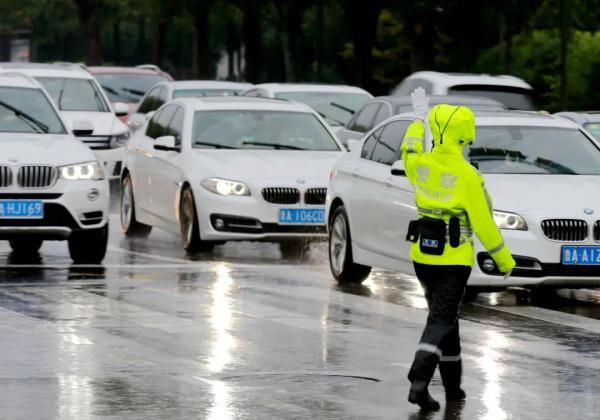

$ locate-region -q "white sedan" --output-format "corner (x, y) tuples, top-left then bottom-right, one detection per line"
(121, 97), (344, 256)
(326, 111), (600, 293)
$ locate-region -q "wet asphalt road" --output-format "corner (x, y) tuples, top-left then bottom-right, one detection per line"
(1, 210), (600, 418)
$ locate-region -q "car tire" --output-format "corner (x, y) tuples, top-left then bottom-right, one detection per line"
(179, 187), (214, 253)
(279, 239), (311, 259)
(9, 239), (42, 254)
(121, 174), (152, 238)
(328, 205), (371, 284)
(68, 224), (108, 264)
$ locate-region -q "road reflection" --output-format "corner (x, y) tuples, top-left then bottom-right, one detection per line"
(477, 330), (509, 420)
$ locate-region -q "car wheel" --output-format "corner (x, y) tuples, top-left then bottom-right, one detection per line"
(279, 239), (311, 259)
(68, 224), (108, 264)
(328, 205), (371, 284)
(121, 174), (152, 238)
(179, 187), (214, 253)
(9, 239), (42, 254)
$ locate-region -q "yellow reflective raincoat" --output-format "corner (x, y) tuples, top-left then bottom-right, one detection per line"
(400, 104), (516, 272)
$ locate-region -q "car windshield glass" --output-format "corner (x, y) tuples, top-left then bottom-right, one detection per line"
(395, 103), (504, 113)
(583, 122), (600, 140)
(36, 77), (110, 112)
(466, 126), (600, 175)
(173, 89), (242, 98)
(192, 110), (340, 151)
(95, 74), (167, 103)
(275, 92), (371, 126)
(0, 87), (66, 134)
(448, 85), (535, 110)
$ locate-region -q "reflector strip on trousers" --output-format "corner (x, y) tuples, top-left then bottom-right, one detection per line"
(440, 355), (461, 362)
(488, 241), (505, 255)
(416, 343), (442, 358)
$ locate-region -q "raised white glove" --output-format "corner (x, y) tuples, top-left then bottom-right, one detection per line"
(411, 87), (429, 120)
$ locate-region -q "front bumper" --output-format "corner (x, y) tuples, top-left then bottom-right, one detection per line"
(0, 178), (109, 241)
(469, 228), (600, 288)
(195, 189), (327, 242)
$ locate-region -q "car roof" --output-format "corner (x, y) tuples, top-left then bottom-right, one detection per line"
(87, 66), (166, 76)
(0, 72), (44, 89)
(373, 95), (506, 109)
(407, 71), (533, 90)
(175, 96), (318, 113)
(169, 80), (253, 90)
(0, 62), (92, 79)
(554, 111), (600, 125)
(250, 83), (372, 96)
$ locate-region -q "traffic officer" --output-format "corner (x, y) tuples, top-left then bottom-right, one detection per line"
(400, 88), (516, 411)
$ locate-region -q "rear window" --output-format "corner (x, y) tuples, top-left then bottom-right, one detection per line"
(448, 85), (535, 111)
(583, 123), (600, 140)
(36, 77), (110, 112)
(192, 110), (340, 151)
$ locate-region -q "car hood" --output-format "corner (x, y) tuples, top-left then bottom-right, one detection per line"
(61, 111), (129, 135)
(191, 149), (342, 185)
(485, 174), (600, 216)
(0, 133), (96, 165)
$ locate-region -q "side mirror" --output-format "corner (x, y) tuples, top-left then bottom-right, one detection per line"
(153, 135), (179, 152)
(72, 120), (94, 136)
(145, 110), (156, 121)
(113, 102), (130, 117)
(391, 160), (406, 176)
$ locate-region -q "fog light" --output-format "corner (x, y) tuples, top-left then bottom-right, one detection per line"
(87, 188), (100, 201)
(482, 258), (496, 273)
(214, 218), (225, 230)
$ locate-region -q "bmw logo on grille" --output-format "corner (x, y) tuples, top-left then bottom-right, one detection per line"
(297, 178), (306, 184)
(584, 208), (594, 215)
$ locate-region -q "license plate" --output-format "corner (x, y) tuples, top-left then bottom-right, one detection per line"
(279, 208), (325, 225)
(0, 200), (44, 219)
(561, 246), (600, 265)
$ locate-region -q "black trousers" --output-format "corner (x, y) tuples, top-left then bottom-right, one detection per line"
(408, 262), (471, 391)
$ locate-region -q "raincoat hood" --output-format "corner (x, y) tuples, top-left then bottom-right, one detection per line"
(428, 104), (475, 153)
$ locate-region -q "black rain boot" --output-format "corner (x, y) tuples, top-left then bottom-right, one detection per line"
(408, 382), (441, 411)
(439, 361), (466, 401)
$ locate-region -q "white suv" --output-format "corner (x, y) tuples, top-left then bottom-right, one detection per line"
(0, 62), (131, 180)
(392, 71), (535, 110)
(0, 73), (109, 263)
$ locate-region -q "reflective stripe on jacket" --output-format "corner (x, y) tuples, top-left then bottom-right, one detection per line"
(400, 105), (516, 272)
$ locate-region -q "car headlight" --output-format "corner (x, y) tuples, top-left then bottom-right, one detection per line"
(110, 131), (131, 148)
(493, 210), (528, 230)
(201, 178), (251, 196)
(59, 161), (105, 181)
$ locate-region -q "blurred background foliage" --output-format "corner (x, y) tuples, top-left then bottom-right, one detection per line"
(0, 0), (599, 111)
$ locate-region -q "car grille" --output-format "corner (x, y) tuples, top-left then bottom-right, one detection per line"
(595, 221), (600, 242)
(77, 136), (112, 150)
(17, 166), (58, 189)
(304, 188), (327, 205)
(541, 219), (588, 242)
(262, 187), (300, 204)
(0, 166), (12, 188)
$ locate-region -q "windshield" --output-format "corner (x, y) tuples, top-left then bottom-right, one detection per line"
(36, 77), (110, 112)
(448, 85), (535, 110)
(395, 103), (504, 113)
(95, 74), (167, 103)
(466, 126), (600, 175)
(583, 122), (600, 140)
(192, 110), (340, 151)
(275, 91), (371, 126)
(0, 87), (66, 134)
(173, 89), (242, 98)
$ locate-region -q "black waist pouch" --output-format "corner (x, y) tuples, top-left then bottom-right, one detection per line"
(418, 217), (446, 255)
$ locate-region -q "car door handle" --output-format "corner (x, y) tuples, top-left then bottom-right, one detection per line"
(352, 170), (359, 178)
(385, 178), (393, 188)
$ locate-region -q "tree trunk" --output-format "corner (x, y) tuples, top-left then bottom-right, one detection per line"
(193, 3), (213, 79)
(241, 0), (262, 83)
(348, 1), (382, 91)
(113, 19), (122, 65)
(315, 0), (324, 80)
(73, 0), (104, 65)
(152, 19), (166, 66)
(559, 0), (569, 109)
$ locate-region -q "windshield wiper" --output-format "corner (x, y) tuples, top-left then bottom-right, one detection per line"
(330, 101), (355, 115)
(315, 111), (344, 126)
(121, 87), (145, 97)
(101, 84), (122, 97)
(0, 100), (49, 133)
(534, 157), (577, 174)
(194, 141), (237, 149)
(242, 141), (304, 150)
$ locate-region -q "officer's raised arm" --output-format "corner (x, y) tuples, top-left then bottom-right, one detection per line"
(463, 171), (516, 273)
